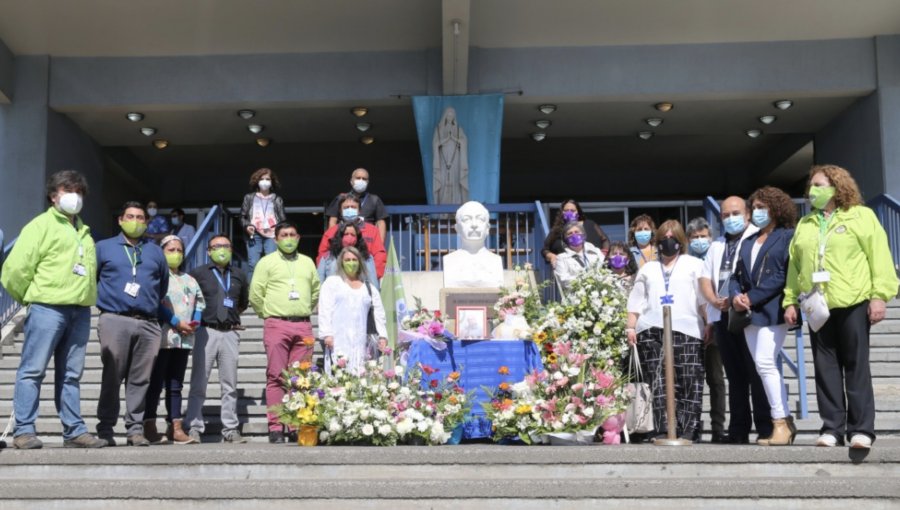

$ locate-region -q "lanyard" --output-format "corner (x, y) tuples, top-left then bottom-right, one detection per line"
(817, 211), (835, 270)
(281, 253), (298, 289)
(68, 223), (84, 261)
(659, 256), (679, 305)
(212, 268), (231, 294)
(122, 244), (139, 279)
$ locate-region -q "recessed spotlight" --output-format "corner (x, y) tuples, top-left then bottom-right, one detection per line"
(759, 115), (777, 125)
(140, 127), (157, 137)
(152, 139), (168, 149)
(654, 102), (674, 113)
(126, 112), (144, 122)
(538, 104), (557, 115)
(534, 120), (551, 129)
(356, 122), (372, 132)
(531, 132), (547, 142)
(645, 118), (663, 127)
(746, 129), (762, 138)
(247, 124), (264, 134)
(351, 107), (369, 118)
(638, 131), (653, 140)
(774, 100), (793, 110)
(256, 138), (271, 147)
(237, 109), (256, 120)
(359, 135), (375, 145)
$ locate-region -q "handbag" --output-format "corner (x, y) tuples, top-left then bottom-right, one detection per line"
(624, 343), (654, 437)
(726, 251), (768, 335)
(800, 286), (830, 332)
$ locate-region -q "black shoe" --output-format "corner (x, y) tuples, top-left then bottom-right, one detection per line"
(268, 430), (285, 444)
(287, 430), (298, 444)
(97, 434), (117, 447)
(710, 432), (730, 444)
(725, 434), (749, 444)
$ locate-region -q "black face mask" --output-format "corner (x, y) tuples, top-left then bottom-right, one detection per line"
(658, 237), (681, 257)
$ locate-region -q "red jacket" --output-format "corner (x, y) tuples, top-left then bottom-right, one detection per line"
(317, 222), (386, 279)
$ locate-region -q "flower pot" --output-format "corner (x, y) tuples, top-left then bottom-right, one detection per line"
(446, 424), (464, 445)
(297, 425), (319, 447)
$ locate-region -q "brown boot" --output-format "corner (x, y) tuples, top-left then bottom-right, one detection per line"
(767, 418), (793, 446)
(170, 419), (196, 445)
(144, 419), (168, 445)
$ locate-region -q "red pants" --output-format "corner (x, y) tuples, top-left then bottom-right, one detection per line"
(263, 318), (314, 431)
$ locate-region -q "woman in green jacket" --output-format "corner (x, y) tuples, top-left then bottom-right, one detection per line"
(783, 164), (898, 449)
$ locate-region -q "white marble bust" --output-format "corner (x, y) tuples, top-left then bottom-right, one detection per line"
(442, 201), (504, 288)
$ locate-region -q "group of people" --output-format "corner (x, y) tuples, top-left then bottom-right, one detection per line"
(542, 165), (897, 448)
(1, 166), (391, 448)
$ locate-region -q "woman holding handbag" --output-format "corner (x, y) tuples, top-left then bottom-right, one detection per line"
(783, 165), (898, 449)
(318, 246), (388, 375)
(729, 187), (797, 445)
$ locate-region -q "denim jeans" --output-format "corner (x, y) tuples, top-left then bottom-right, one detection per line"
(145, 348), (191, 422)
(246, 236), (276, 282)
(14, 304), (91, 440)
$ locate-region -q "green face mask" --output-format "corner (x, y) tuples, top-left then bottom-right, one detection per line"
(342, 259), (360, 275)
(808, 186), (836, 210)
(120, 220), (147, 239)
(210, 248), (232, 265)
(165, 252), (184, 269)
(277, 238), (298, 254)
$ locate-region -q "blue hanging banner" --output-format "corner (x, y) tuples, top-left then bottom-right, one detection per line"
(412, 94), (504, 205)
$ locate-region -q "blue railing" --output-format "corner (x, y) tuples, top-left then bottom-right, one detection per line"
(184, 205), (224, 273)
(0, 237), (21, 328)
(702, 196), (722, 236)
(869, 194), (900, 272)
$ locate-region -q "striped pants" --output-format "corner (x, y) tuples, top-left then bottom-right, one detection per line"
(636, 327), (705, 439)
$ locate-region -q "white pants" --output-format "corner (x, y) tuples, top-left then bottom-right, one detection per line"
(744, 324), (791, 419)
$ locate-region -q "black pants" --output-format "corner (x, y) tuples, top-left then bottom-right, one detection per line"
(811, 300), (876, 442)
(145, 348), (191, 422)
(715, 317), (773, 439)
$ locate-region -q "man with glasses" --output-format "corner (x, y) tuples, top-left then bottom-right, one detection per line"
(95, 201), (171, 446)
(185, 234), (249, 443)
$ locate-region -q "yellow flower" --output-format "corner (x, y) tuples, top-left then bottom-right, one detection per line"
(534, 331), (548, 343)
(515, 404), (532, 415)
(547, 353), (558, 364)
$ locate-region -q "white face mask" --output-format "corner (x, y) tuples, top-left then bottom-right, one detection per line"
(352, 178), (368, 193)
(171, 217), (182, 226)
(57, 192), (83, 216)
(147, 207), (158, 217)
(258, 179), (272, 191)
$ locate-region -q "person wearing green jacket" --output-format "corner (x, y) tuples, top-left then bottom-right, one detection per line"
(784, 164), (899, 450)
(0, 170), (107, 449)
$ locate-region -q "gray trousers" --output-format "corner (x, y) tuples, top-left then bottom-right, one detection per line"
(96, 313), (162, 437)
(185, 328), (240, 435)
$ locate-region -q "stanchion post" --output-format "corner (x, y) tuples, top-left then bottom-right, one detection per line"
(655, 305), (692, 446)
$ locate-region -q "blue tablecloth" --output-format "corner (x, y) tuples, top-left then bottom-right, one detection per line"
(405, 340), (544, 439)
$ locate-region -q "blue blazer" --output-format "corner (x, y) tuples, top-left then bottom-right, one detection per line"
(729, 227), (794, 327)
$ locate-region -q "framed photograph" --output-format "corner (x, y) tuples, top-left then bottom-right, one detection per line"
(455, 306), (488, 340)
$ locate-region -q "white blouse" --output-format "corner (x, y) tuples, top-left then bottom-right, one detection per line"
(318, 275), (388, 374)
(554, 242), (605, 291)
(627, 255), (705, 339)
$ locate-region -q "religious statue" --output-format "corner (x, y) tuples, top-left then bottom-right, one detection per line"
(442, 201), (504, 288)
(432, 107), (469, 205)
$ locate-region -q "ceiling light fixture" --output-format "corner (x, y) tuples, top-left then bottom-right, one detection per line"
(140, 127), (157, 137)
(534, 120), (551, 129)
(126, 112), (144, 122)
(638, 131), (653, 140)
(237, 109), (256, 120)
(359, 135), (375, 145)
(759, 115), (777, 125)
(256, 138), (271, 147)
(152, 139), (168, 149)
(351, 107), (369, 118)
(531, 132), (547, 142)
(356, 122), (372, 132)
(654, 102), (674, 113)
(746, 129), (762, 138)
(645, 117), (663, 127)
(247, 124), (264, 134)
(538, 104), (557, 115)
(773, 100), (793, 110)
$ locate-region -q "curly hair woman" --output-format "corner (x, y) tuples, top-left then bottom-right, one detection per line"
(240, 167), (287, 281)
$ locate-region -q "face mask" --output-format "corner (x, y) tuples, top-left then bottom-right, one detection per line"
(752, 208), (771, 228)
(352, 179), (368, 194)
(210, 248), (232, 265)
(120, 220), (147, 239)
(723, 214), (746, 235)
(634, 230), (652, 246)
(147, 208), (158, 218)
(258, 179), (272, 191)
(808, 186), (835, 210)
(57, 192), (83, 215)
(689, 238), (710, 256)
(565, 233), (585, 248)
(277, 238), (298, 254)
(609, 254), (628, 269)
(342, 259), (360, 275)
(171, 217), (182, 227)
(341, 234), (357, 248)
(342, 207), (359, 221)
(165, 252), (183, 269)
(658, 237), (681, 257)
(562, 210), (578, 223)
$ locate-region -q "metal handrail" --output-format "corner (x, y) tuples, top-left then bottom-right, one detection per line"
(869, 194), (900, 272)
(184, 204), (224, 273)
(0, 236), (21, 328)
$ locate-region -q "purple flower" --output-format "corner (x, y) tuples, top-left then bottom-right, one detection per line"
(428, 321), (444, 336)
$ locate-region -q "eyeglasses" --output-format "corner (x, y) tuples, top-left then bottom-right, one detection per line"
(209, 244), (232, 250)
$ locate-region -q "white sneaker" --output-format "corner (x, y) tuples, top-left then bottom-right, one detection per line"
(849, 434), (872, 449)
(816, 434), (838, 447)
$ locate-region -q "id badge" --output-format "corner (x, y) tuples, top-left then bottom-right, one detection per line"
(72, 263), (87, 277)
(717, 270), (732, 297)
(223, 297), (235, 309)
(288, 291), (300, 301)
(812, 271), (831, 284)
(124, 282), (141, 298)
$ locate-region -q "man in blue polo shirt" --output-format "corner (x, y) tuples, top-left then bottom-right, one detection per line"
(95, 201), (170, 446)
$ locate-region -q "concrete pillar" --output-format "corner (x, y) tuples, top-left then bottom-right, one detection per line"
(876, 35), (900, 199)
